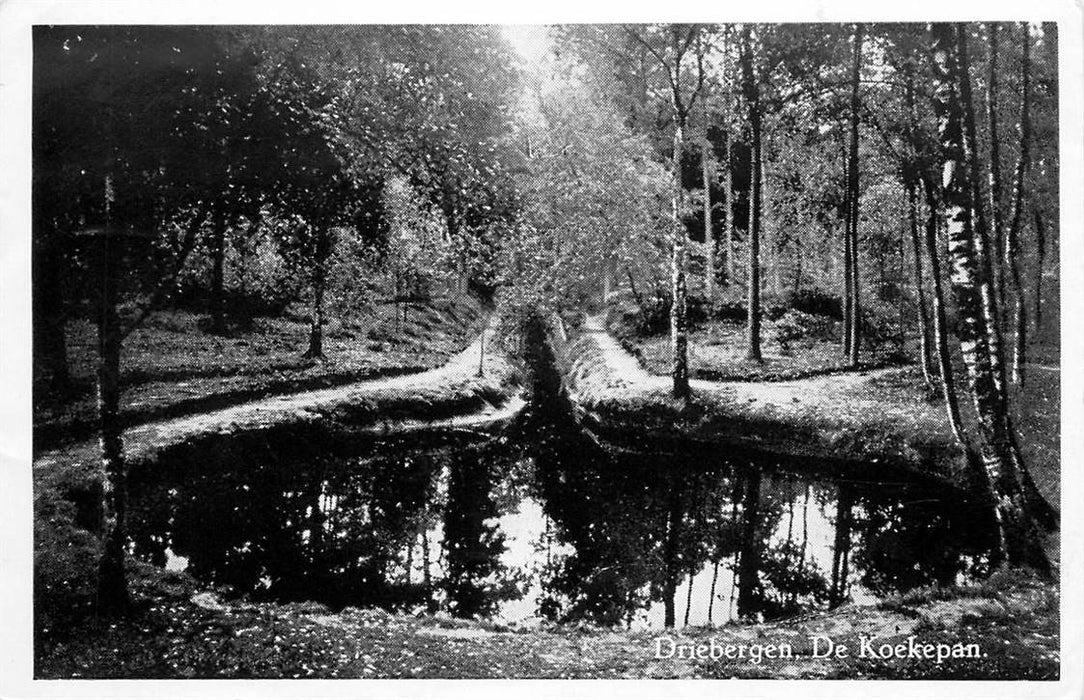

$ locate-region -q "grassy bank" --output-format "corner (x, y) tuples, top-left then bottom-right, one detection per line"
(34, 297), (486, 451)
(34, 311), (522, 512)
(34, 561), (1057, 679)
(592, 306), (1061, 510)
(33, 316), (525, 670)
(560, 315), (967, 481)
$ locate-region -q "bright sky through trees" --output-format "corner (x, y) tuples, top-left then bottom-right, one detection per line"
(501, 24), (552, 68)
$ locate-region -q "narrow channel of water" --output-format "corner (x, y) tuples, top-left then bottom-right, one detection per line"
(126, 412), (996, 629)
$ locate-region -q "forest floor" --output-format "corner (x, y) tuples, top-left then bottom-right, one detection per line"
(33, 296), (487, 452)
(34, 561), (1058, 679)
(623, 318), (904, 382)
(33, 311), (522, 487)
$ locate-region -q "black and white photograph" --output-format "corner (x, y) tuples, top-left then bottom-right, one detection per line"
(1, 1), (1081, 695)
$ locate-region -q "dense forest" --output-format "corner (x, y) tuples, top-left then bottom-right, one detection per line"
(33, 22), (1059, 655)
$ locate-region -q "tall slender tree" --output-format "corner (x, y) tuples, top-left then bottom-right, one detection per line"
(929, 22), (1049, 571)
(901, 68), (938, 386)
(920, 177), (966, 440)
(1005, 22), (1032, 384)
(986, 23), (1007, 309)
(621, 25), (709, 398)
(843, 24), (863, 367)
(702, 96), (715, 303)
(740, 25), (763, 362)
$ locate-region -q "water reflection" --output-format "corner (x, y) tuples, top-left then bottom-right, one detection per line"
(127, 426), (995, 629)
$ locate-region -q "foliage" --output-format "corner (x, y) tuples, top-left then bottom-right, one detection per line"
(502, 58), (670, 318)
(34, 491), (100, 636)
(770, 309), (835, 354)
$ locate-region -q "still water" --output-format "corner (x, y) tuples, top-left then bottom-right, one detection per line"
(127, 414), (995, 630)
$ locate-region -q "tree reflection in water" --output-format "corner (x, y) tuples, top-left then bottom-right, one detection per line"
(127, 422), (995, 628)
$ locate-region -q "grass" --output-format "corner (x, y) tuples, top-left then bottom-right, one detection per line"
(33, 297), (486, 450)
(32, 308), (526, 678)
(598, 304), (1061, 510)
(563, 318), (963, 478)
(615, 318), (903, 383)
(34, 558), (1058, 679)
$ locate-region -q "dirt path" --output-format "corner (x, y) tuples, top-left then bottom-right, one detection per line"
(34, 316), (522, 473)
(568, 316), (958, 470)
(579, 315), (948, 433)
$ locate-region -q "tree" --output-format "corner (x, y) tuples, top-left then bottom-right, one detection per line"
(701, 95), (716, 302)
(739, 25), (764, 363)
(622, 25), (710, 399)
(902, 71), (938, 387)
(32, 26), (276, 609)
(842, 24), (863, 367)
(986, 23), (1007, 310)
(507, 61), (670, 315)
(929, 22), (1049, 571)
(1005, 23), (1032, 384)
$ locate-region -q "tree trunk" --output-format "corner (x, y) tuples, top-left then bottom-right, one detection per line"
(722, 80), (734, 287)
(666, 25), (693, 400)
(683, 563), (695, 627)
(845, 24), (863, 367)
(843, 190), (853, 356)
(95, 186), (129, 613)
(1033, 209), (1044, 335)
(987, 23), (1008, 310)
(770, 227), (782, 298)
(741, 26), (763, 362)
(903, 73), (936, 386)
(957, 24), (1056, 532)
(702, 111), (715, 304)
(306, 226), (330, 359)
(706, 558), (720, 625)
(720, 27), (734, 287)
(922, 185), (966, 441)
(209, 202), (227, 335)
(1005, 23), (1031, 385)
(958, 25), (1010, 404)
(930, 23), (1048, 572)
(908, 182), (936, 385)
(670, 112), (691, 399)
(798, 484), (809, 570)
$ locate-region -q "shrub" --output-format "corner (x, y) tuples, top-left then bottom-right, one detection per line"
(770, 309), (835, 354)
(859, 302), (903, 349)
(786, 288), (844, 320)
(608, 295), (670, 338)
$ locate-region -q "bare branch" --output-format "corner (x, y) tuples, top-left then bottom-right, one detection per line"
(623, 25), (678, 99)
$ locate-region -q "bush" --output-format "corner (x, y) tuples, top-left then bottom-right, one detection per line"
(684, 294), (711, 328)
(608, 295), (669, 338)
(770, 309), (836, 354)
(711, 299), (747, 323)
(859, 302), (903, 349)
(786, 288), (843, 320)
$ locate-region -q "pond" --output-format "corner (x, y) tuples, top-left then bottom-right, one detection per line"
(126, 405), (998, 630)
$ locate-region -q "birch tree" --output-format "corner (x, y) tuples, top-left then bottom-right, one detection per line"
(1005, 23), (1032, 384)
(929, 23), (1050, 571)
